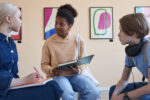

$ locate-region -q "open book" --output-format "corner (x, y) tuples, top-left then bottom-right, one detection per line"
(9, 78), (52, 90)
(58, 55), (94, 70)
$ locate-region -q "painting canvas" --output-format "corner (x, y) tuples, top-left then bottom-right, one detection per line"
(44, 8), (57, 40)
(90, 7), (113, 39)
(11, 30), (21, 40)
(135, 6), (150, 37)
(11, 8), (21, 40)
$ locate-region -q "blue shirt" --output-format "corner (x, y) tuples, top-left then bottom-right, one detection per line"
(125, 37), (150, 78)
(0, 33), (19, 96)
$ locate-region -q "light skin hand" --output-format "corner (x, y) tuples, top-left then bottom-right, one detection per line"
(23, 73), (41, 83)
(10, 73), (41, 87)
(111, 67), (131, 100)
(111, 94), (124, 100)
(112, 68), (150, 100)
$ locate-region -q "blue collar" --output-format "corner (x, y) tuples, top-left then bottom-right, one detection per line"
(0, 32), (13, 42)
(143, 36), (149, 42)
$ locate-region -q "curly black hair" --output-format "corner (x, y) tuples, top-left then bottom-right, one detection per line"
(56, 4), (78, 25)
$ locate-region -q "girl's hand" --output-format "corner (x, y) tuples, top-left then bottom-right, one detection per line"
(64, 66), (79, 74)
(24, 73), (41, 83)
(52, 67), (64, 76)
(10, 73), (41, 87)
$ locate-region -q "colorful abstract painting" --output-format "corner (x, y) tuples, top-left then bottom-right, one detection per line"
(135, 6), (150, 37)
(90, 7), (113, 39)
(44, 8), (57, 40)
(11, 8), (21, 40)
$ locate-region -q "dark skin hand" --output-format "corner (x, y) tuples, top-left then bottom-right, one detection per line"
(64, 66), (79, 74)
(52, 67), (63, 76)
(52, 66), (79, 76)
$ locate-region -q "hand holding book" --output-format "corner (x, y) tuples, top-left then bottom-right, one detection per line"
(64, 66), (79, 74)
(52, 67), (64, 76)
(57, 55), (94, 70)
(52, 55), (94, 76)
(52, 66), (79, 76)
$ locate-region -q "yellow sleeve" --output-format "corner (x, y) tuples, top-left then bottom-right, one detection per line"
(41, 42), (53, 77)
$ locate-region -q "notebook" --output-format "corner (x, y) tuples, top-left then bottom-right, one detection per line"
(9, 78), (52, 90)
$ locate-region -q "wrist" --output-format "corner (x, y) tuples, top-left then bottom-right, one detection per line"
(124, 92), (131, 100)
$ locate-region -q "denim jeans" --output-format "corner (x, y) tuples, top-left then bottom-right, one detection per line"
(109, 82), (150, 100)
(53, 75), (99, 100)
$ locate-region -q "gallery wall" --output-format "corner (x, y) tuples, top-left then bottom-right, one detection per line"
(1, 0), (150, 87)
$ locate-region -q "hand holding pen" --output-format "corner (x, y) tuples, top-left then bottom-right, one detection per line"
(33, 66), (44, 79)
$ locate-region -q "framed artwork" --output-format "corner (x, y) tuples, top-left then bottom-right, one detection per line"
(135, 6), (150, 37)
(44, 7), (57, 40)
(11, 8), (22, 40)
(90, 7), (113, 39)
(11, 30), (22, 40)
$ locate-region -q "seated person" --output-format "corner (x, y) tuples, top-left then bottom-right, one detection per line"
(0, 2), (62, 100)
(41, 4), (99, 100)
(109, 13), (150, 100)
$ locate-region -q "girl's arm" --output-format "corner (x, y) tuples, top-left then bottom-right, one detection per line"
(112, 67), (131, 97)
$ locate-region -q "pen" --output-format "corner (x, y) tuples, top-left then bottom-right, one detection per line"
(33, 66), (44, 79)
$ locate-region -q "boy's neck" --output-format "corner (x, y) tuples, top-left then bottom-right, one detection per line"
(130, 38), (141, 45)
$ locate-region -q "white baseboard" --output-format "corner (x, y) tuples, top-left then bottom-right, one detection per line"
(99, 87), (110, 91)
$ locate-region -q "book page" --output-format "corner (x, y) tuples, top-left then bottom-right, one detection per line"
(58, 60), (77, 66)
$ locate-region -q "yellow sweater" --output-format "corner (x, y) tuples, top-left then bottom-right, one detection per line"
(41, 33), (86, 78)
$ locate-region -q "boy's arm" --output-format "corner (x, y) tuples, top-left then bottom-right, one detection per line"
(112, 67), (131, 97)
(127, 68), (150, 99)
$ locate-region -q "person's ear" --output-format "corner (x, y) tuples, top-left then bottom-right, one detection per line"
(68, 24), (72, 30)
(130, 32), (137, 37)
(5, 16), (11, 24)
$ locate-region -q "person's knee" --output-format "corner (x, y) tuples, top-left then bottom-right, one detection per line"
(88, 88), (100, 98)
(62, 90), (75, 100)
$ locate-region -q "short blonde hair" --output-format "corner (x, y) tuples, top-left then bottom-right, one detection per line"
(0, 2), (18, 25)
